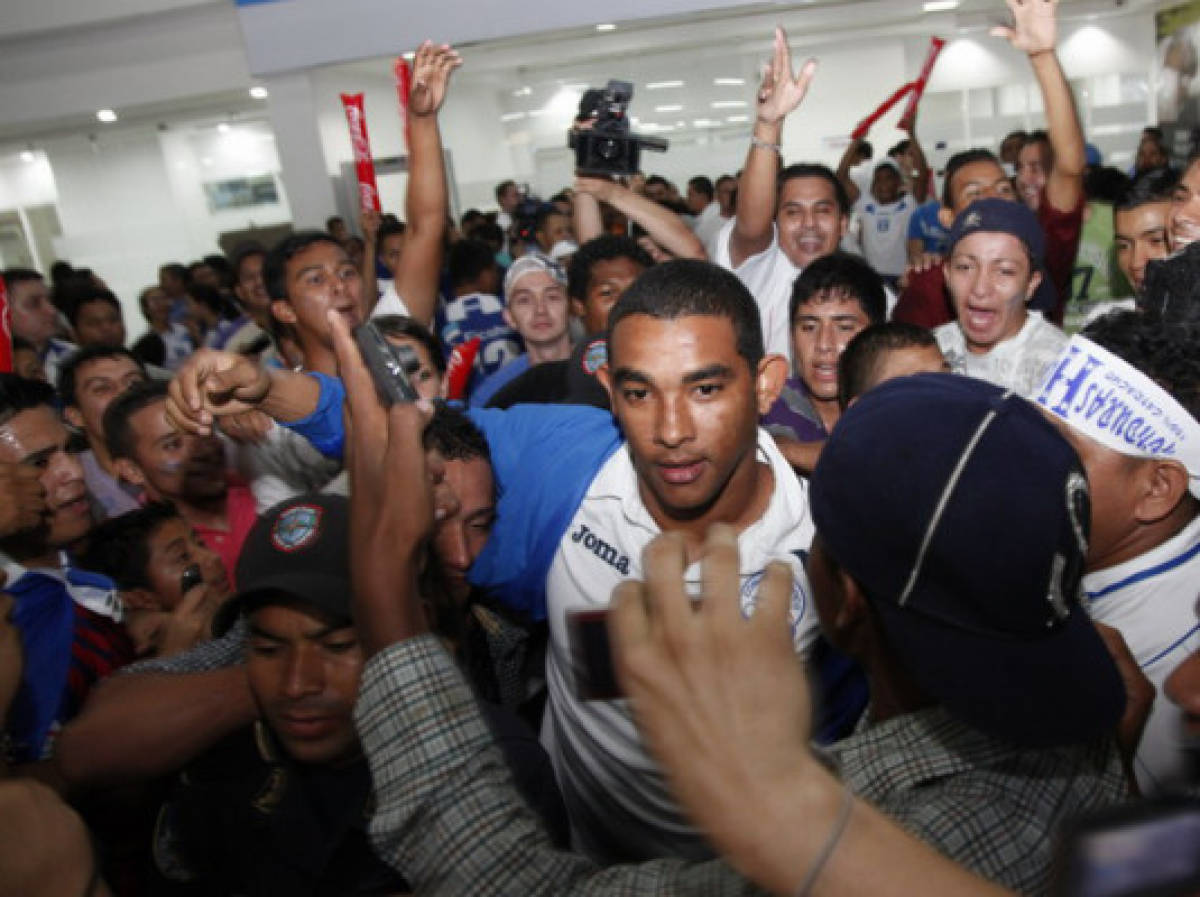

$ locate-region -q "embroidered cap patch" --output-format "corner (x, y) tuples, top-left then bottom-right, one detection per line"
(271, 505), (323, 553)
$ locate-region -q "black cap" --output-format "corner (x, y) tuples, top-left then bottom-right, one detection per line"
(809, 374), (1124, 748)
(214, 493), (351, 635)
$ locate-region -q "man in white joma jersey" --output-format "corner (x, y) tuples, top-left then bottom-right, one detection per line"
(1034, 314), (1200, 792)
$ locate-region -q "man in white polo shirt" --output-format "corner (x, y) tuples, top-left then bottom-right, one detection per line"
(711, 28), (848, 363)
(1033, 314), (1200, 792)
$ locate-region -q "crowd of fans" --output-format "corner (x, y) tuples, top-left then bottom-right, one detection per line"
(1, 8), (1199, 897)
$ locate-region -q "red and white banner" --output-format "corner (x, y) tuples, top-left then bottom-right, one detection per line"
(340, 93), (382, 212)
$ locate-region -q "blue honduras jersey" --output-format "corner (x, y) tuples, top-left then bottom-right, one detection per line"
(439, 292), (523, 379)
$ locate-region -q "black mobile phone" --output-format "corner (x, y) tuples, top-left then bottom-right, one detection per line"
(1055, 795), (1200, 897)
(179, 564), (203, 595)
(567, 608), (621, 701)
(353, 320), (420, 405)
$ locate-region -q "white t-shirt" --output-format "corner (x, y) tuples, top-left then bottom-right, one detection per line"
(935, 311), (1067, 398)
(1083, 513), (1200, 793)
(712, 218), (800, 362)
(371, 281), (411, 319)
(690, 201), (724, 258)
(853, 193), (916, 278)
(542, 431), (818, 863)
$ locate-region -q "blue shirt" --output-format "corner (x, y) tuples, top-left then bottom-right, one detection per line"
(470, 355), (531, 408)
(907, 200), (950, 255)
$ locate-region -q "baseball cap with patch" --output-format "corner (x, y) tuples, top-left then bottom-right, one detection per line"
(947, 197), (1045, 268)
(214, 493), (351, 635)
(809, 373), (1124, 748)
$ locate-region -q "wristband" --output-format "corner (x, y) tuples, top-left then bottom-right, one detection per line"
(751, 135), (781, 154)
(794, 782), (854, 897)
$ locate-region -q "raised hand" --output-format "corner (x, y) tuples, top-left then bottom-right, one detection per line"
(756, 26), (818, 126)
(408, 41), (463, 118)
(991, 0), (1058, 55)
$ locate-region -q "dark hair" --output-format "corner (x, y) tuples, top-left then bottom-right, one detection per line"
(186, 281), (225, 315)
(203, 254), (235, 290)
(606, 259), (763, 370)
(77, 501), (181, 590)
(1085, 167), (1131, 204)
(460, 209), (485, 230)
(644, 175), (670, 189)
(104, 380), (168, 461)
(375, 219), (407, 257)
(66, 289), (122, 329)
(422, 403), (490, 463)
(942, 149), (1003, 208)
(230, 242), (266, 285)
(567, 235), (653, 303)
(264, 230), (344, 302)
(857, 140), (874, 160)
(494, 179), (517, 203)
(1144, 126), (1165, 142)
(716, 174), (736, 188)
(789, 252), (887, 326)
(158, 263), (188, 285)
(58, 345), (145, 408)
(888, 139), (912, 158)
(837, 322), (939, 410)
(447, 239), (498, 290)
(1139, 241), (1200, 323)
(325, 215), (345, 232)
(1020, 129), (1052, 165)
(49, 261), (76, 286)
(0, 373), (56, 427)
(470, 220), (504, 251)
(1082, 312), (1200, 420)
(1113, 168), (1178, 213)
(138, 285), (164, 321)
(779, 164), (851, 216)
(534, 205), (566, 236)
(687, 176), (714, 201)
(2, 268), (44, 292)
(372, 315), (447, 375)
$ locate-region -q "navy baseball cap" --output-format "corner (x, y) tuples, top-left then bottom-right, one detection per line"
(809, 374), (1124, 748)
(947, 197), (1045, 268)
(214, 493), (351, 635)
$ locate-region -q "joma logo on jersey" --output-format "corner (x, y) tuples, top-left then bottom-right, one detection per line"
(570, 523), (630, 575)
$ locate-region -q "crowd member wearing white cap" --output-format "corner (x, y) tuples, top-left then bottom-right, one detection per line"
(1033, 312), (1200, 792)
(469, 253), (572, 408)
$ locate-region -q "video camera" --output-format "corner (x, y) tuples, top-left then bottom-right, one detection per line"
(568, 80), (668, 176)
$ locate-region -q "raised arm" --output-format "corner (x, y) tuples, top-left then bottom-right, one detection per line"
(391, 42), (463, 328)
(993, 0), (1083, 212)
(165, 348), (322, 437)
(730, 27), (817, 268)
(572, 181), (606, 244)
(576, 176), (706, 259)
(360, 208), (382, 313)
(835, 140), (864, 207)
(903, 130), (931, 204)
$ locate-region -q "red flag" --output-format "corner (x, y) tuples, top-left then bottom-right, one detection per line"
(898, 37), (946, 133)
(394, 57), (413, 152)
(340, 93), (382, 212)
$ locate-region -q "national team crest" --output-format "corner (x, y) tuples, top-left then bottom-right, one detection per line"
(581, 338), (607, 376)
(271, 505), (323, 552)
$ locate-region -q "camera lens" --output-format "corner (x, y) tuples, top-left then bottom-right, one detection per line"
(597, 138), (620, 160)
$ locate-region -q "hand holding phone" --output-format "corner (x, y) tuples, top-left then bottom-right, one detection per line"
(353, 320), (420, 405)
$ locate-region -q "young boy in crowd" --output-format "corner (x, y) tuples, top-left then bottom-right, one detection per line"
(78, 502), (233, 658)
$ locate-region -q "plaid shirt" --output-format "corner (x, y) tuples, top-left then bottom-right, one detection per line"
(826, 706), (1128, 896)
(358, 637), (1131, 896)
(356, 635), (763, 896)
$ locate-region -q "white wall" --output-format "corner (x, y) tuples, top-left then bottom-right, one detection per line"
(0, 152), (57, 210)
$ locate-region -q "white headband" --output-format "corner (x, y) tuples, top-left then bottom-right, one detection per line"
(1033, 335), (1200, 498)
